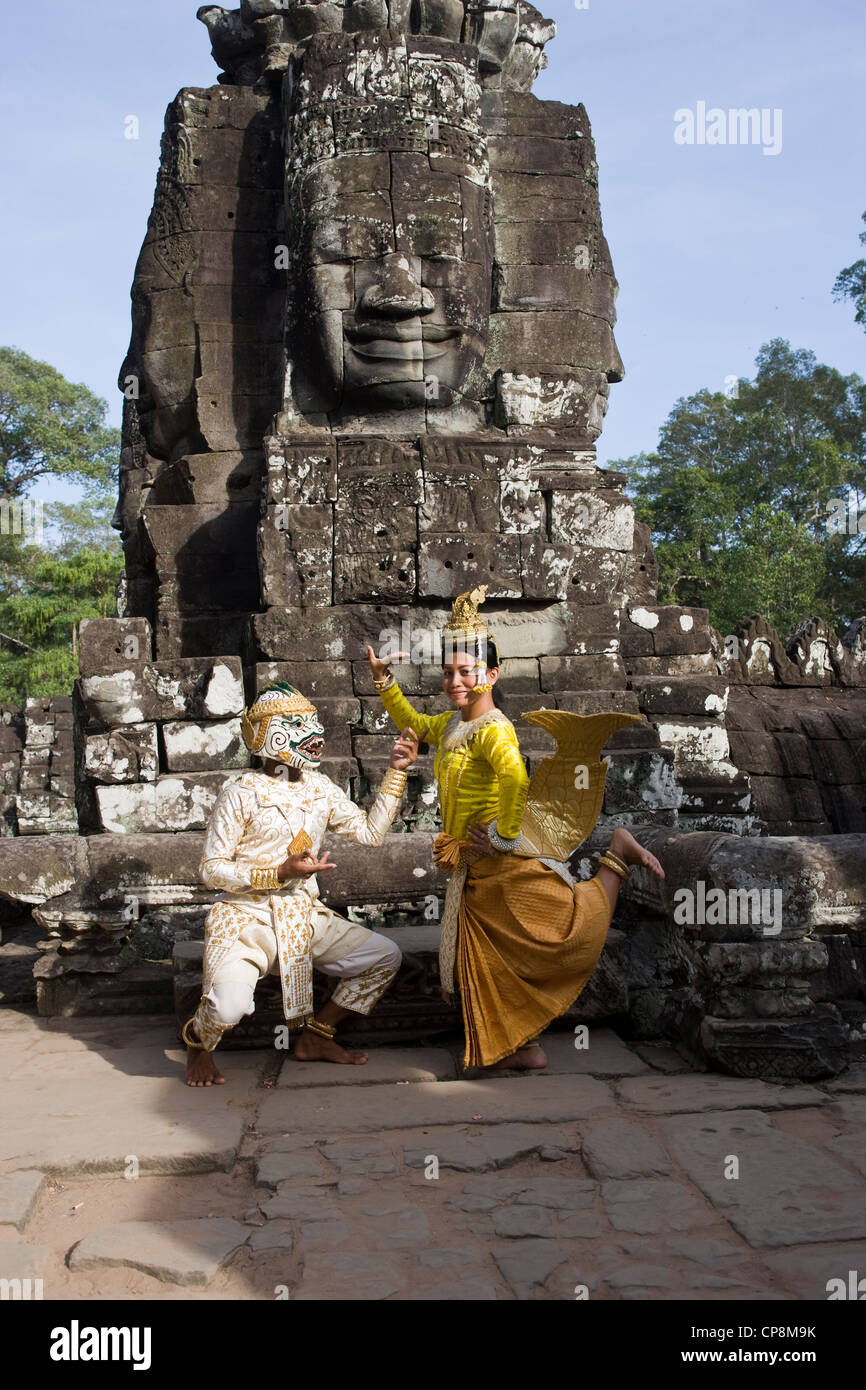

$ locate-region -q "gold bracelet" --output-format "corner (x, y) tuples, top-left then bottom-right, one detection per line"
(599, 853), (630, 881)
(250, 866), (282, 892)
(305, 1017), (337, 1039)
(380, 767), (407, 797)
(182, 1016), (205, 1049)
(604, 850), (630, 875)
(373, 673), (395, 692)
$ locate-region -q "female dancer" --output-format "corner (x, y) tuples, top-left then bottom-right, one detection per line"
(366, 589), (664, 1072)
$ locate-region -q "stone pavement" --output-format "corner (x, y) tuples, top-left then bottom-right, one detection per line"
(1, 1006), (865, 1301)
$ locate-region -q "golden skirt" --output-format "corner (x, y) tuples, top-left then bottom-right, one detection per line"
(448, 846), (613, 1069)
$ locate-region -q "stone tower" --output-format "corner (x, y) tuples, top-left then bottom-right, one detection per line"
(2, 1), (864, 1080)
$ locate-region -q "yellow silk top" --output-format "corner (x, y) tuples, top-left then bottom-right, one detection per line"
(380, 681), (529, 840)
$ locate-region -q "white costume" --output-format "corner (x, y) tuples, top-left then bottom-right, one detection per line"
(188, 767), (404, 1050)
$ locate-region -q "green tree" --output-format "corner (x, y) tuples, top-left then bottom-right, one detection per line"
(0, 549), (123, 703)
(0, 348), (123, 703)
(614, 340), (866, 637)
(833, 210), (866, 330)
(0, 347), (120, 496)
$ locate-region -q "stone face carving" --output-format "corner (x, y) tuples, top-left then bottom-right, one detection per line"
(0, 2), (862, 1086)
(283, 35), (493, 420)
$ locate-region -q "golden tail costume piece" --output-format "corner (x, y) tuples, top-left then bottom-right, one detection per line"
(380, 588), (641, 1068)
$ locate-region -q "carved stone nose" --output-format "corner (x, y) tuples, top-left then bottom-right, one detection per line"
(359, 255), (434, 318)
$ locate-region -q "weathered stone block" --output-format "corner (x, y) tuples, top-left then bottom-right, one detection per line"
(518, 537), (572, 600)
(626, 654), (718, 677)
(95, 772), (241, 834)
(16, 794), (78, 836)
(162, 720), (248, 772)
(807, 740), (859, 786)
(154, 611), (251, 661)
(550, 490), (634, 551)
(85, 725), (159, 784)
(539, 653), (626, 691)
(78, 618), (154, 674)
(727, 732), (786, 779)
(142, 504), (260, 612)
(335, 552), (416, 603)
(78, 658), (244, 727)
(0, 726), (24, 753)
(418, 442), (498, 534)
(636, 677), (728, 719)
(254, 605), (412, 663)
(419, 533), (522, 598)
(254, 661), (353, 698)
(746, 776), (827, 828)
(265, 438), (338, 507)
(603, 750), (681, 814)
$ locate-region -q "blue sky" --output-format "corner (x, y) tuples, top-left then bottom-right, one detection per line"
(1, 0), (864, 475)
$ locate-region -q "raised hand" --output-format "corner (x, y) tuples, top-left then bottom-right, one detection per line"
(366, 644), (409, 684)
(389, 727), (420, 770)
(278, 849), (336, 880)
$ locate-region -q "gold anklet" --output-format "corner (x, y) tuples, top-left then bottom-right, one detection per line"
(305, 1017), (337, 1039)
(599, 853), (630, 881)
(604, 850), (630, 875)
(182, 1017), (205, 1049)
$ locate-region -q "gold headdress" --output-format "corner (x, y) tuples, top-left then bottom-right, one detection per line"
(443, 584), (494, 691)
(444, 583), (492, 655)
(240, 682), (318, 754)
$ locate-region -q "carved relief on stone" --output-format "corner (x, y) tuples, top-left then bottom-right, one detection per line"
(198, 0), (555, 92)
(149, 178), (196, 286)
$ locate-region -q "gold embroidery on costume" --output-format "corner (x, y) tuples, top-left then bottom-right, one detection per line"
(518, 708), (642, 860)
(331, 961), (398, 1013)
(380, 682), (529, 839)
(376, 598), (636, 1064)
(194, 767), (404, 1041)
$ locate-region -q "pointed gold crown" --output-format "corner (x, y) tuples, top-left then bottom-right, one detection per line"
(443, 584), (490, 664)
(445, 584), (489, 639)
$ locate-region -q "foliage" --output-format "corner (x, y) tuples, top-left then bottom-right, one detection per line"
(833, 210), (866, 331)
(612, 340), (866, 638)
(0, 349), (123, 703)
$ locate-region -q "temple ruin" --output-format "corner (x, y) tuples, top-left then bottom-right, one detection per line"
(1, 0), (864, 1080)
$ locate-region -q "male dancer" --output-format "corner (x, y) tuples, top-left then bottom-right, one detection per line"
(184, 682), (418, 1086)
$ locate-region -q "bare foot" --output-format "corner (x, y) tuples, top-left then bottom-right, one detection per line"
(293, 1031), (368, 1065)
(609, 828), (665, 879)
(186, 1046), (225, 1086)
(487, 1042), (548, 1072)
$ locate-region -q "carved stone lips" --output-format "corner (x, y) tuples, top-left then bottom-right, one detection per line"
(345, 323), (458, 362)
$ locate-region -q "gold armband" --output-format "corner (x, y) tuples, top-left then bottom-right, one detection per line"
(380, 767), (407, 797)
(373, 673), (395, 693)
(250, 866), (282, 892)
